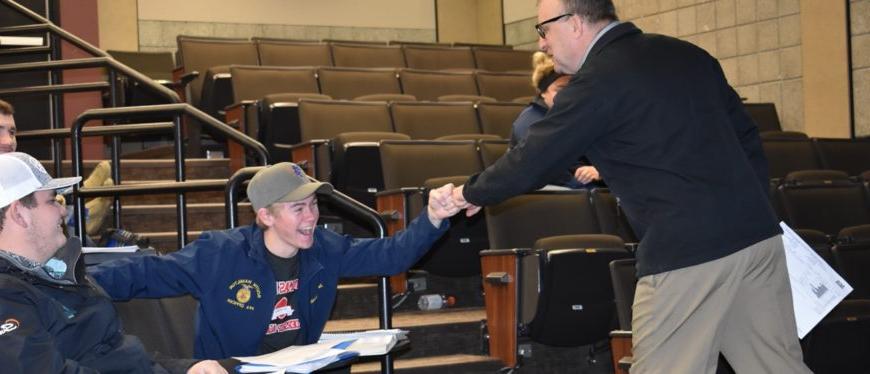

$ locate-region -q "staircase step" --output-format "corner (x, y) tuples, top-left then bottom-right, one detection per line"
(43, 158), (232, 181)
(119, 202), (255, 233)
(113, 180), (228, 204)
(351, 354), (504, 373)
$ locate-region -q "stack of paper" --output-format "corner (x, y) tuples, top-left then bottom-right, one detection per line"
(234, 341), (358, 373)
(318, 329), (408, 356)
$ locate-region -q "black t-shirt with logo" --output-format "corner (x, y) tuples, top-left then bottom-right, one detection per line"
(259, 250), (303, 354)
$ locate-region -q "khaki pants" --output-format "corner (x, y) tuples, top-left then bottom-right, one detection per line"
(630, 235), (812, 374)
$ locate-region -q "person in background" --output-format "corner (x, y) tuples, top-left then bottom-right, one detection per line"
(509, 52), (601, 188)
(0, 99), (113, 237)
(91, 162), (462, 360)
(0, 152), (226, 374)
(452, 0), (811, 372)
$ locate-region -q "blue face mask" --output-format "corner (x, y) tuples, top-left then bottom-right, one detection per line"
(44, 258), (67, 279)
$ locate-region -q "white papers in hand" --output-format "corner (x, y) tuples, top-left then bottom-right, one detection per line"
(780, 222), (853, 338)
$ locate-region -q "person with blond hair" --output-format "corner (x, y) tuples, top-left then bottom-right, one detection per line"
(509, 52), (601, 187)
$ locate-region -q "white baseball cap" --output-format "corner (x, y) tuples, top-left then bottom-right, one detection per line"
(0, 152), (82, 209)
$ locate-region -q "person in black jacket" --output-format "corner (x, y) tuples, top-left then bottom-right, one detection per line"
(451, 0), (811, 373)
(0, 152), (226, 374)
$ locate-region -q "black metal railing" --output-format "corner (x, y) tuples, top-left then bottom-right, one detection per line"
(224, 167), (396, 374)
(68, 104), (268, 248)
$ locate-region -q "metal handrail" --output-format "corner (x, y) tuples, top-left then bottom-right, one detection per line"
(223, 167), (394, 374)
(70, 104), (269, 248)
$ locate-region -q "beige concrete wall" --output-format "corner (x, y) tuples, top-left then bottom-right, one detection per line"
(437, 0), (504, 44)
(138, 0), (434, 29)
(801, 1), (851, 138)
(852, 0), (870, 137)
(503, 0), (537, 23)
(97, 0), (138, 51)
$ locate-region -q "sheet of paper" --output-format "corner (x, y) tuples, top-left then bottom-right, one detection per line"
(82, 245), (139, 254)
(235, 341), (358, 373)
(318, 329), (406, 356)
(780, 222), (853, 338)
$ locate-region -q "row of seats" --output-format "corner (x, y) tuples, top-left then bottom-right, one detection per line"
(217, 65), (535, 117)
(771, 170), (870, 237)
(762, 135), (870, 179)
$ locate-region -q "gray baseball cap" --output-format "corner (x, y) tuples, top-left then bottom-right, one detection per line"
(0, 152), (81, 209)
(247, 162), (333, 212)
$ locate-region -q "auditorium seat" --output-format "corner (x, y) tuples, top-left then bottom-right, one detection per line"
(478, 139), (509, 167)
(471, 47), (534, 72)
(389, 101), (481, 139)
(402, 45), (476, 70)
(253, 38), (333, 67)
(330, 131), (411, 208)
(475, 71), (537, 102)
(761, 138), (822, 180)
(608, 258), (636, 331)
(436, 134), (502, 142)
(256, 92), (332, 162)
(801, 300), (870, 374)
(485, 190), (602, 250)
(317, 67), (402, 100)
(744, 102), (782, 133)
(814, 138), (870, 177)
(115, 295), (197, 359)
(108, 50), (176, 107)
(778, 170), (870, 236)
(476, 102), (526, 139)
(398, 68), (479, 101)
(832, 241), (870, 299)
(293, 100), (393, 178)
(378, 140), (486, 277)
(229, 65), (319, 103)
(590, 188), (639, 244)
(330, 43), (406, 68)
(175, 35), (259, 110)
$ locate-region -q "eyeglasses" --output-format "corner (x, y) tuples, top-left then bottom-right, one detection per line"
(535, 13), (573, 38)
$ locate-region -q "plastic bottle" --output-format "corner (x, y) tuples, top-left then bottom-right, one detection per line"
(417, 294), (456, 311)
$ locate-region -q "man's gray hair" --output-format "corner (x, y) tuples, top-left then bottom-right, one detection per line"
(559, 0), (618, 22)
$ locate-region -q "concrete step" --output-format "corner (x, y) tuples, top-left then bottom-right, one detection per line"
(119, 202), (255, 233)
(43, 158), (232, 181)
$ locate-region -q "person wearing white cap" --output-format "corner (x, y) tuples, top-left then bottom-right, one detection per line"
(0, 152), (228, 374)
(91, 162), (462, 361)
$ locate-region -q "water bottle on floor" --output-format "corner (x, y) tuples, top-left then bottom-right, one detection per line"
(418, 294), (456, 311)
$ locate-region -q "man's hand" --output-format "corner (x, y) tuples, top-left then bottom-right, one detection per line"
(427, 183), (462, 227)
(451, 185), (481, 217)
(574, 166), (601, 184)
(187, 360), (228, 374)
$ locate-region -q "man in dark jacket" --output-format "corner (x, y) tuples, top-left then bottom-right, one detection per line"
(91, 162), (461, 360)
(0, 152), (226, 373)
(451, 0), (811, 373)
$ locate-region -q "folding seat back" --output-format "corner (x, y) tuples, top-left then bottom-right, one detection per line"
(108, 50), (175, 81)
(478, 139), (509, 167)
(257, 93), (332, 161)
(254, 39), (333, 67)
(832, 243), (870, 299)
(402, 45), (476, 70)
(609, 258), (637, 331)
(330, 131), (411, 208)
(779, 170), (870, 236)
(176, 35), (259, 108)
(815, 138), (870, 177)
(297, 100), (392, 141)
(330, 43), (406, 68)
(398, 68), (479, 101)
(801, 300), (870, 374)
(475, 71), (537, 102)
(761, 138), (822, 180)
(485, 190), (602, 250)
(317, 67), (401, 100)
(471, 47), (534, 72)
(229, 66), (319, 103)
(115, 295), (197, 359)
(527, 247), (631, 346)
(476, 101), (526, 139)
(743, 102), (782, 132)
(379, 140), (483, 190)
(589, 188), (639, 243)
(389, 101), (480, 139)
(354, 93), (416, 102)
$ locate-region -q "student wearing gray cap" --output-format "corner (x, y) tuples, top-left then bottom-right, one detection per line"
(90, 162), (461, 360)
(0, 152), (227, 374)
